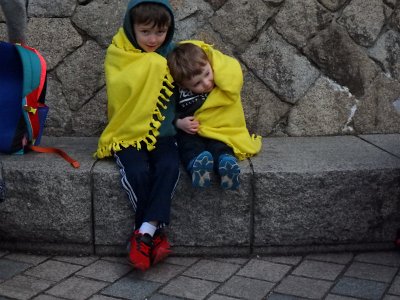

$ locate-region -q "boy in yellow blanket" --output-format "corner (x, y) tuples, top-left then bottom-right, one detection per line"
(95, 0), (179, 271)
(167, 42), (262, 190)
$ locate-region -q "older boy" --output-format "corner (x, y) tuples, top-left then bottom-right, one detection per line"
(96, 0), (179, 271)
(167, 42), (262, 190)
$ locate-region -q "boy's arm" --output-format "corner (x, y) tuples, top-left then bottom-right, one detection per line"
(0, 0), (27, 44)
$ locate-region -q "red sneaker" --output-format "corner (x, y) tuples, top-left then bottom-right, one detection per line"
(151, 230), (172, 265)
(128, 230), (153, 271)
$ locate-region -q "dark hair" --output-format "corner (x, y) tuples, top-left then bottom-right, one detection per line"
(167, 43), (209, 85)
(130, 3), (172, 28)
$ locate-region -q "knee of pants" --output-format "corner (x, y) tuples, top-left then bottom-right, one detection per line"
(156, 159), (180, 178)
(124, 163), (150, 184)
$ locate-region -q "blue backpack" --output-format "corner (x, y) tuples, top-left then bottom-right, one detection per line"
(0, 41), (79, 168)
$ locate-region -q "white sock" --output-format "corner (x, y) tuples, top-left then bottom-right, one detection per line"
(139, 222), (157, 237)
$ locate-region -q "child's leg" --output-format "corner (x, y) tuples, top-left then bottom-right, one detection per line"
(177, 131), (213, 187)
(114, 146), (151, 229)
(207, 140), (240, 190)
(144, 136), (180, 225)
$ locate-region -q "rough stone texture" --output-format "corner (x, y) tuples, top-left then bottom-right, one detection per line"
(28, 0), (76, 17)
(287, 76), (358, 136)
(71, 0), (129, 48)
(304, 23), (380, 98)
(252, 136), (400, 247)
(92, 159), (135, 248)
(26, 18), (83, 70)
(210, 0), (274, 52)
(338, 0), (387, 47)
(318, 0), (347, 11)
(168, 159), (252, 250)
(0, 137), (96, 248)
(274, 0), (333, 48)
(93, 157), (253, 255)
(1, 135), (398, 256)
(353, 74), (400, 134)
(241, 27), (320, 104)
(56, 40), (106, 112)
(0, 1), (399, 137)
(369, 30), (400, 81)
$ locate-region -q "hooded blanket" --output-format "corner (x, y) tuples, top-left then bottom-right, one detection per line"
(96, 0), (175, 159)
(184, 40), (262, 160)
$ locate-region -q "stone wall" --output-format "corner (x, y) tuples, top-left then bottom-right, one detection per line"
(1, 0), (400, 137)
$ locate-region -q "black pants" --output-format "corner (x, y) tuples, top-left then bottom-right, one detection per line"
(176, 130), (234, 171)
(114, 137), (180, 229)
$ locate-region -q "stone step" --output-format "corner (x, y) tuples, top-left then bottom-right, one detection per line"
(0, 134), (399, 256)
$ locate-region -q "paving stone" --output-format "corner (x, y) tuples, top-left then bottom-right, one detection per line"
(46, 276), (108, 300)
(160, 276), (219, 300)
(0, 259), (32, 280)
(75, 260), (131, 282)
(0, 251), (8, 258)
(130, 262), (185, 283)
(208, 294), (247, 300)
(388, 276), (400, 295)
(5, 253), (49, 265)
(325, 295), (362, 300)
(261, 256), (302, 266)
(102, 277), (161, 300)
(54, 256), (99, 266)
(267, 293), (308, 299)
(88, 296), (121, 300)
(101, 256), (130, 265)
(212, 257), (249, 265)
(384, 296), (400, 300)
(217, 275), (274, 300)
(292, 260), (345, 281)
(183, 259), (240, 282)
(345, 261), (397, 283)
(149, 294), (183, 300)
(33, 295), (65, 300)
(274, 275), (333, 299)
(331, 277), (387, 300)
(354, 251), (400, 267)
(306, 253), (354, 264)
(237, 259), (291, 282)
(0, 275), (52, 300)
(164, 257), (199, 266)
(24, 260), (82, 282)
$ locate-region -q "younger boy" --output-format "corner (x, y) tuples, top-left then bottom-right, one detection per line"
(96, 0), (179, 271)
(167, 42), (262, 190)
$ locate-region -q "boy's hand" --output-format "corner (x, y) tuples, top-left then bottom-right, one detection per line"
(176, 116), (199, 134)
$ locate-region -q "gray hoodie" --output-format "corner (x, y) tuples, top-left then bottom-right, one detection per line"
(0, 0), (27, 44)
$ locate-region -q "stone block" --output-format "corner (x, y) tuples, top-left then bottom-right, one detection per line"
(169, 159), (253, 255)
(252, 136), (400, 251)
(93, 157), (253, 256)
(0, 137), (97, 254)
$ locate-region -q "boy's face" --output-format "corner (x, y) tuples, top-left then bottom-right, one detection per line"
(181, 62), (215, 94)
(134, 22), (168, 52)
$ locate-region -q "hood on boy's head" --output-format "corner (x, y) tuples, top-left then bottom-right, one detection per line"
(123, 0), (175, 55)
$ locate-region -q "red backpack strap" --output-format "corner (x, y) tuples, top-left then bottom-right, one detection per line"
(15, 44), (47, 142)
(29, 145), (81, 169)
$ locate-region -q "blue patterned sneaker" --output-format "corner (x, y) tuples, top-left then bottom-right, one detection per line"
(218, 154), (240, 190)
(189, 151), (214, 188)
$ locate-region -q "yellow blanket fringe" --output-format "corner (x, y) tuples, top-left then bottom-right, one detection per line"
(95, 28), (174, 158)
(182, 40), (262, 160)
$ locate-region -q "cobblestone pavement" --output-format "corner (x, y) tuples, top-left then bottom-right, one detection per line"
(0, 249), (400, 300)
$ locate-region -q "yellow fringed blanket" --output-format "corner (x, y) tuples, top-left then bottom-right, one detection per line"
(183, 40), (262, 160)
(96, 28), (174, 159)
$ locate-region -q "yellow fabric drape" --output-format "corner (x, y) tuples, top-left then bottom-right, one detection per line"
(182, 40), (262, 160)
(96, 28), (174, 158)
